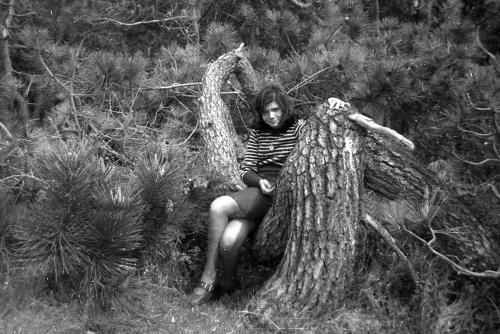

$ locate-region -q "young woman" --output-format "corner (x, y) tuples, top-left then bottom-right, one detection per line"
(189, 85), (348, 305)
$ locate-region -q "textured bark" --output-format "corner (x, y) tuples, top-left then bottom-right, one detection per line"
(199, 45), (258, 188)
(252, 129), (498, 270)
(245, 103), (365, 318)
(0, 0), (14, 79)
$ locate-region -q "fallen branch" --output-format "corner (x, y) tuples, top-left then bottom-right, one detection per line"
(95, 16), (191, 27)
(363, 214), (418, 285)
(403, 225), (500, 279)
(143, 82), (202, 90)
(288, 0), (312, 8)
(452, 150), (500, 166)
(0, 121), (13, 139)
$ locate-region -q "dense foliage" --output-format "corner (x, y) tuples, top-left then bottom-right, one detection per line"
(1, 0), (499, 332)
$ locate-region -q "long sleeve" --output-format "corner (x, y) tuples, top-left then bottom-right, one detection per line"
(239, 130), (261, 187)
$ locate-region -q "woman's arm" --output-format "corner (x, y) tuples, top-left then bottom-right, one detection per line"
(239, 130), (261, 187)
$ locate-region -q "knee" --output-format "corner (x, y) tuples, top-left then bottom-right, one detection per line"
(219, 223), (244, 252)
(209, 196), (234, 216)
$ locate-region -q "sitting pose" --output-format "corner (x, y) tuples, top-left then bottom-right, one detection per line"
(189, 85), (348, 305)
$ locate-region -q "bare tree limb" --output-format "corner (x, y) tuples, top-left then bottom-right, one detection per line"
(486, 183), (500, 201)
(476, 26), (496, 61)
(457, 125), (494, 138)
(452, 150), (500, 166)
(95, 16), (191, 27)
(37, 48), (81, 132)
(0, 121), (13, 139)
(363, 214), (418, 285)
(288, 0), (312, 8)
(403, 225), (500, 279)
(143, 82), (202, 90)
(287, 66), (334, 94)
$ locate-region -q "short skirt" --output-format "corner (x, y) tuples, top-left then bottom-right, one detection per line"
(228, 187), (273, 219)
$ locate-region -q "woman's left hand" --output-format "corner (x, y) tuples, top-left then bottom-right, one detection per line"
(327, 97), (350, 110)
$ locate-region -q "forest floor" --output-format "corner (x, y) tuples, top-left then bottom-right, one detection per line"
(0, 253), (280, 334)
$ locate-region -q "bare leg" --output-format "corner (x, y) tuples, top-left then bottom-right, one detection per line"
(199, 195), (245, 285)
(219, 218), (256, 288)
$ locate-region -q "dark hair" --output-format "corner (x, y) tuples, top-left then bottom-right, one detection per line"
(253, 85), (297, 131)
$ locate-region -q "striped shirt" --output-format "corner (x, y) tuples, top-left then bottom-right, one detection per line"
(239, 119), (306, 184)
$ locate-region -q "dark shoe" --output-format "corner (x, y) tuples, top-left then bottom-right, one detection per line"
(188, 281), (215, 305)
(219, 277), (241, 293)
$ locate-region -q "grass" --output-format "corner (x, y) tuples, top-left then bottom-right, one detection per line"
(0, 276), (275, 334)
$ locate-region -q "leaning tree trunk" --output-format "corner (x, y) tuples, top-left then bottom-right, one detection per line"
(199, 44), (258, 188)
(245, 103), (365, 319)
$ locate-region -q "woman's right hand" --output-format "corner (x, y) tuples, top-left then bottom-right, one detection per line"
(259, 179), (275, 195)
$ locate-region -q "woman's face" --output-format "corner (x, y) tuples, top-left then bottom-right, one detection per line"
(262, 101), (283, 129)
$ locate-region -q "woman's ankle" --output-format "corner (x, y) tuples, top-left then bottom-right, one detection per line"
(200, 271), (216, 284)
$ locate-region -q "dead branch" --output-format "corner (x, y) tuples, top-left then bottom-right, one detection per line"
(452, 150), (500, 166)
(486, 183), (500, 201)
(403, 225), (500, 279)
(287, 66), (335, 94)
(0, 121), (13, 139)
(346, 110), (415, 150)
(288, 0), (312, 8)
(143, 82), (202, 90)
(457, 125), (494, 138)
(95, 16), (191, 27)
(476, 27), (497, 61)
(37, 46), (81, 132)
(363, 214), (418, 285)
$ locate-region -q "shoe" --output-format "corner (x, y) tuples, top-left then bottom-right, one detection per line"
(219, 276), (241, 293)
(188, 281), (215, 305)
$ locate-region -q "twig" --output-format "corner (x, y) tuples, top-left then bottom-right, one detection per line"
(287, 66), (334, 94)
(363, 214), (418, 285)
(142, 82), (202, 90)
(95, 16), (191, 27)
(452, 150), (500, 166)
(488, 183), (500, 201)
(457, 125), (493, 138)
(0, 173), (46, 184)
(288, 0), (312, 8)
(37, 41), (81, 132)
(0, 121), (13, 139)
(238, 310), (282, 330)
(403, 226), (500, 278)
(346, 111), (415, 150)
(179, 121), (199, 146)
(476, 27), (496, 61)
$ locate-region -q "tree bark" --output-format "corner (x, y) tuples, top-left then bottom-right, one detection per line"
(199, 44), (258, 188)
(0, 0), (14, 79)
(252, 129), (498, 270)
(0, 0), (28, 135)
(245, 103), (365, 319)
